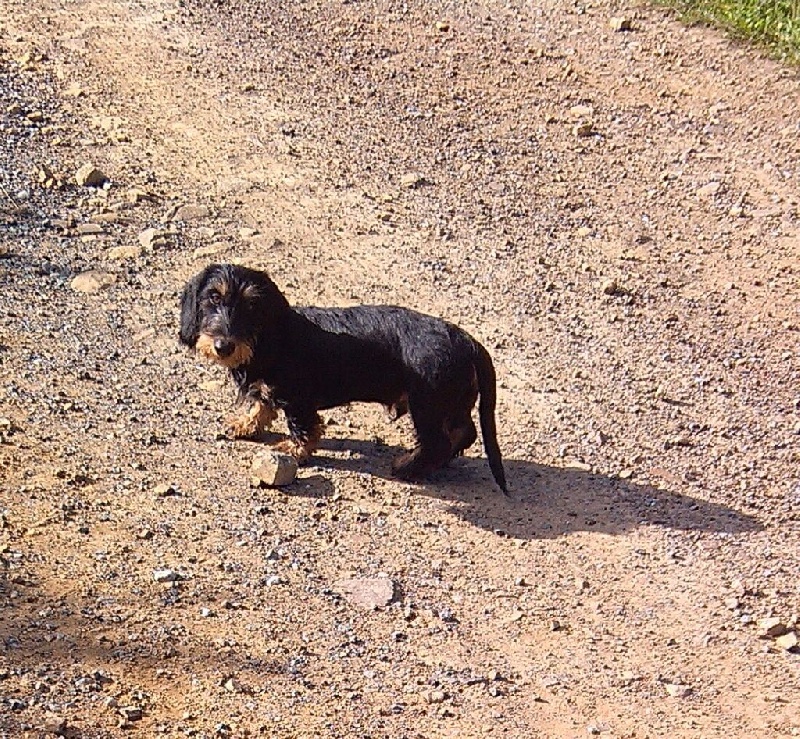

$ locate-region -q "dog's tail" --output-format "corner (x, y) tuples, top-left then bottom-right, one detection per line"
(473, 341), (508, 494)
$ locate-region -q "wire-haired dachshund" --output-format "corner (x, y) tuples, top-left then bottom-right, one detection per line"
(179, 263), (507, 493)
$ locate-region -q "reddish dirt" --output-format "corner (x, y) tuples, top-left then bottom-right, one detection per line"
(1, 0), (798, 736)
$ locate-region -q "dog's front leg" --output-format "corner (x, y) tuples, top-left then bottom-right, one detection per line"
(225, 382), (278, 439)
(272, 405), (322, 464)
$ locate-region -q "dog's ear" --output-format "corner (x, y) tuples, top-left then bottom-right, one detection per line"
(179, 265), (216, 347)
(247, 267), (291, 314)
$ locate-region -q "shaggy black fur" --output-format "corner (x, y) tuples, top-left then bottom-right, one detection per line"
(179, 263), (507, 493)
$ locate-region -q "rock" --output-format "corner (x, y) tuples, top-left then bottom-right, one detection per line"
(172, 204), (211, 221)
(108, 244), (143, 260)
(601, 279), (621, 295)
(239, 227), (259, 238)
(138, 227), (170, 250)
(75, 163), (107, 187)
(609, 16), (632, 31)
(664, 683), (692, 698)
(118, 706), (142, 722)
(334, 576), (397, 609)
(400, 172), (426, 188)
(573, 121), (594, 137)
(569, 105), (593, 118)
(774, 631), (798, 651)
(424, 690), (447, 704)
(250, 451), (298, 487)
(70, 271), (116, 293)
(76, 223), (105, 235)
(758, 617), (790, 638)
(435, 21), (450, 32)
(697, 181), (721, 198)
(154, 483), (180, 497)
(90, 212), (119, 224)
(153, 568), (183, 583)
(576, 226), (592, 237)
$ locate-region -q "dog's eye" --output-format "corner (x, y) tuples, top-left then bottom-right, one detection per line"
(208, 290), (222, 306)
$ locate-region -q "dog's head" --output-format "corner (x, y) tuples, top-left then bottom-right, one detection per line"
(179, 264), (290, 369)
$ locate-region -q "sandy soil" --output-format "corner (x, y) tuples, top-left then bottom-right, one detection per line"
(0, 0), (799, 736)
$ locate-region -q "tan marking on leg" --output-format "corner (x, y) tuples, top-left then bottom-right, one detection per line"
(226, 396), (278, 439)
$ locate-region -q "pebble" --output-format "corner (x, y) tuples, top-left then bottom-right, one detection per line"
(774, 631), (798, 651)
(333, 576), (397, 609)
(108, 244), (143, 260)
(400, 172), (426, 188)
(250, 451), (298, 487)
(118, 706), (143, 722)
(172, 204), (211, 221)
(153, 568), (184, 583)
(75, 163), (107, 187)
(239, 227), (259, 238)
(76, 223), (105, 235)
(609, 17), (632, 31)
(664, 683), (692, 698)
(758, 617), (789, 638)
(69, 270), (116, 293)
(573, 121), (594, 137)
(138, 227), (170, 250)
(696, 181), (721, 198)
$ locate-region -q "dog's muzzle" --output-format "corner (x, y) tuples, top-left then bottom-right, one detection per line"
(195, 333), (254, 369)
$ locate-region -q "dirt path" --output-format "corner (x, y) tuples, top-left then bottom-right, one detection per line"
(1, 0), (799, 736)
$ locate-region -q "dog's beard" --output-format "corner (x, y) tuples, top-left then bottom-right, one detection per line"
(195, 333), (254, 369)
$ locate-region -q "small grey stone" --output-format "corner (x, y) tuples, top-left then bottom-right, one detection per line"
(333, 576), (397, 609)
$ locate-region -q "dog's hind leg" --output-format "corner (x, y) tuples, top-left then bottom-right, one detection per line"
(391, 396), (451, 481)
(446, 412), (477, 459)
(272, 405), (322, 463)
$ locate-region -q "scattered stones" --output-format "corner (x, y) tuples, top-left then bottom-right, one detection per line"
(75, 163), (107, 187)
(609, 16), (633, 31)
(69, 270), (116, 293)
(250, 451), (298, 487)
(333, 576), (397, 609)
(172, 204), (211, 221)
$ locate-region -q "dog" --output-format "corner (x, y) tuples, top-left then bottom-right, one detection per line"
(179, 263), (507, 493)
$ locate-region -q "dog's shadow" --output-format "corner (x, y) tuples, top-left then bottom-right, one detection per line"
(289, 437), (762, 540)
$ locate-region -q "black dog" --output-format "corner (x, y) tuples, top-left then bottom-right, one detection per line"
(179, 263), (507, 493)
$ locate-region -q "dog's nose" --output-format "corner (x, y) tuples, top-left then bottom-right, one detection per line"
(213, 338), (235, 358)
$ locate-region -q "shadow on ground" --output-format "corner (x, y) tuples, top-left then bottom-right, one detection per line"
(295, 437), (762, 540)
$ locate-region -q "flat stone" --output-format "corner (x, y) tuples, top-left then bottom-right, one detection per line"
(250, 451), (298, 487)
(664, 683), (692, 698)
(609, 16), (632, 31)
(70, 271), (116, 293)
(758, 617), (790, 638)
(76, 223), (105, 235)
(774, 631), (798, 651)
(172, 204), (210, 221)
(138, 227), (170, 250)
(334, 576), (397, 609)
(108, 244), (143, 260)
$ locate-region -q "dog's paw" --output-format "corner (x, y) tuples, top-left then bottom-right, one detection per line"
(271, 439), (313, 464)
(224, 415), (261, 439)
